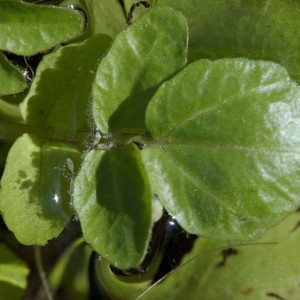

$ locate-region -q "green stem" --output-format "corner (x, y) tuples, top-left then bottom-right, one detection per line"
(0, 120), (155, 149)
(0, 120), (89, 147)
(0, 121), (27, 141)
(0, 99), (23, 123)
(34, 246), (53, 300)
(107, 130), (155, 147)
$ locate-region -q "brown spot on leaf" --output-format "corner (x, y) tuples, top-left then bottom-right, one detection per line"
(290, 220), (300, 232)
(215, 247), (238, 268)
(241, 287), (254, 295)
(266, 292), (286, 300)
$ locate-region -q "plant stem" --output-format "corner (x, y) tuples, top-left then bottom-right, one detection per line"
(34, 246), (53, 300)
(0, 99), (23, 123)
(0, 121), (27, 140)
(0, 120), (156, 149)
(0, 120), (89, 147)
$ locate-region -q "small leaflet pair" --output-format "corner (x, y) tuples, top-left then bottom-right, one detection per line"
(127, 1), (150, 25)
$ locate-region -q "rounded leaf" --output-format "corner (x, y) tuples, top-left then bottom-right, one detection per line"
(0, 1), (85, 55)
(74, 144), (152, 269)
(143, 58), (300, 240)
(0, 134), (80, 245)
(20, 34), (111, 133)
(92, 6), (188, 133)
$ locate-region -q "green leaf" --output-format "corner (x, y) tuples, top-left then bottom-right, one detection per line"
(158, 0), (300, 84)
(141, 212), (300, 300)
(90, 0), (126, 37)
(0, 99), (22, 123)
(124, 0), (154, 24)
(74, 144), (152, 269)
(95, 258), (152, 300)
(49, 238), (92, 300)
(142, 58), (300, 240)
(124, 0), (138, 11)
(92, 6), (188, 134)
(58, 0), (125, 43)
(20, 34), (111, 134)
(0, 134), (80, 245)
(0, 52), (25, 95)
(0, 243), (29, 300)
(124, 0), (159, 11)
(0, 1), (84, 55)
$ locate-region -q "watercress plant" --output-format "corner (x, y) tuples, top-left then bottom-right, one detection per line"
(75, 5), (300, 268)
(1, 0), (300, 299)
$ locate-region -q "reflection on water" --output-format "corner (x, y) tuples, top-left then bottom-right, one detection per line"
(53, 193), (60, 204)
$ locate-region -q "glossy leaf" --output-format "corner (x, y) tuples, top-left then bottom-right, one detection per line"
(20, 34), (111, 134)
(73, 144), (152, 269)
(156, 0), (300, 84)
(0, 1), (84, 55)
(92, 6), (188, 133)
(141, 212), (300, 300)
(0, 243), (29, 300)
(142, 58), (300, 240)
(0, 52), (25, 95)
(0, 134), (80, 245)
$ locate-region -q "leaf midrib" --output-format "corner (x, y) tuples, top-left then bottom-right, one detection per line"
(145, 141), (300, 155)
(162, 83), (286, 139)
